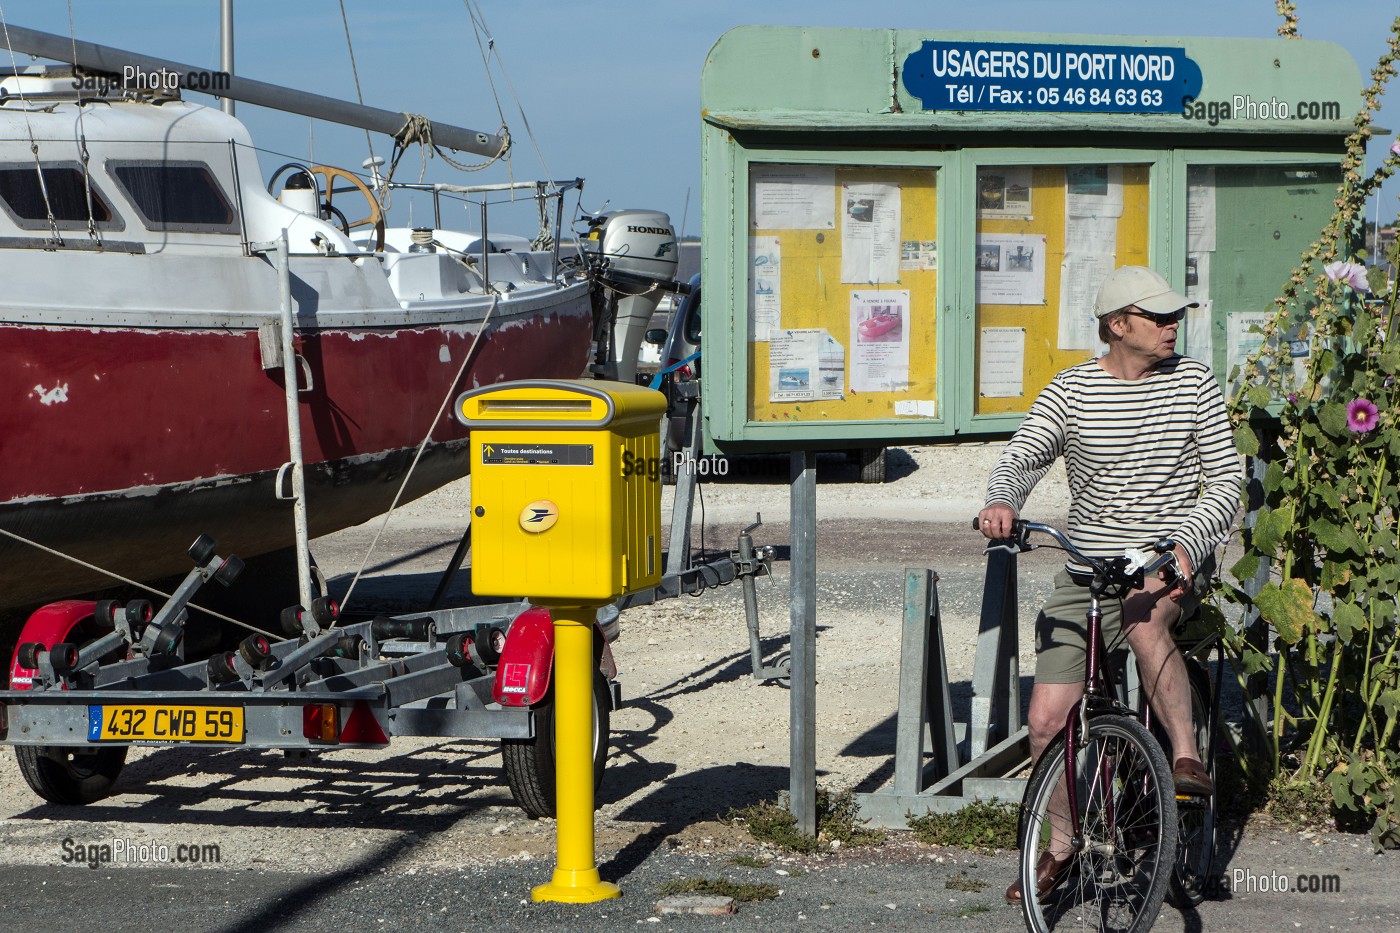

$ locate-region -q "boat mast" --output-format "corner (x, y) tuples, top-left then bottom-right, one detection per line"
(220, 0), (234, 117)
(2, 24), (506, 158)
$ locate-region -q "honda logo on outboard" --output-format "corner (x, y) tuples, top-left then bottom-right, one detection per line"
(626, 225), (672, 235)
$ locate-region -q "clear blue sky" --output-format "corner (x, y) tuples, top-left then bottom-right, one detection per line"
(5, 1), (1398, 240)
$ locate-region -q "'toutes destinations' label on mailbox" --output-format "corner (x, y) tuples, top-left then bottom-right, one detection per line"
(480, 443), (595, 466)
(901, 41), (1203, 114)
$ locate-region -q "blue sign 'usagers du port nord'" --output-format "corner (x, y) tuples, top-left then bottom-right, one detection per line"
(902, 40), (1203, 114)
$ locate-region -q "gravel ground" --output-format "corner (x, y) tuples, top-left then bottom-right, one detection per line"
(1, 443), (1395, 931)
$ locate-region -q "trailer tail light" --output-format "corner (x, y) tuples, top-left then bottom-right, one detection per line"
(303, 704), (339, 742)
(339, 701), (389, 745)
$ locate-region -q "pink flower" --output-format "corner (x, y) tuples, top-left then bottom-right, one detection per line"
(1324, 260), (1370, 292)
(1391, 139), (1400, 157)
(1346, 398), (1379, 433)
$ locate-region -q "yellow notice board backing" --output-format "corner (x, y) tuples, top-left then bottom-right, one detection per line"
(974, 164), (1149, 415)
(747, 164), (938, 424)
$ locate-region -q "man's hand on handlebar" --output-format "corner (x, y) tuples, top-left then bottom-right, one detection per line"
(976, 503), (1019, 540)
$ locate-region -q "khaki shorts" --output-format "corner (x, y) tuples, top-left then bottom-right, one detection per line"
(1033, 556), (1215, 685)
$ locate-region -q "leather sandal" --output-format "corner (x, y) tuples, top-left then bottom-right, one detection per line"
(1005, 849), (1074, 905)
(1172, 757), (1215, 797)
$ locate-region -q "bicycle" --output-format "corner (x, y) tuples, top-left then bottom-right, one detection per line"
(977, 517), (1185, 933)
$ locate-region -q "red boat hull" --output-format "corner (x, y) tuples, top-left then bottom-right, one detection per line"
(0, 306), (592, 611)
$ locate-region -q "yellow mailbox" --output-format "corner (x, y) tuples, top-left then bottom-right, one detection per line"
(455, 379), (666, 604)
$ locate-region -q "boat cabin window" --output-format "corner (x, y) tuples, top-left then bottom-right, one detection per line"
(0, 163), (119, 230)
(108, 161), (238, 233)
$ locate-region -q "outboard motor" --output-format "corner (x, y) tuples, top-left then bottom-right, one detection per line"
(580, 209), (678, 384)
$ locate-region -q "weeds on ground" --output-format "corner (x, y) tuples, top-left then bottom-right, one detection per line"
(727, 854), (770, 868)
(657, 878), (779, 901)
(907, 799), (1018, 852)
(954, 904), (991, 918)
(944, 869), (989, 893)
(727, 787), (887, 853)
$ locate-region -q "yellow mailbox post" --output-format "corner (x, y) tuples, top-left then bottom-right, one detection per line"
(456, 379), (666, 903)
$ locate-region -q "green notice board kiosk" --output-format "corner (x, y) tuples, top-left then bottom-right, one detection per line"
(699, 27), (1362, 447)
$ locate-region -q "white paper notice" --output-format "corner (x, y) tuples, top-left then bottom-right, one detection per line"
(975, 233), (1046, 305)
(900, 240), (937, 271)
(749, 236), (781, 341)
(841, 183), (901, 284)
(1185, 251), (1210, 301)
(769, 329), (819, 403)
(1057, 253), (1116, 350)
(1187, 166), (1217, 253)
(750, 164), (836, 230)
(979, 327), (1026, 398)
(1184, 300), (1213, 363)
(850, 290), (910, 392)
(1066, 165), (1124, 218)
(818, 331), (845, 400)
(768, 328), (845, 403)
(1227, 312), (1271, 373)
(1065, 214), (1118, 257)
(977, 167), (1034, 218)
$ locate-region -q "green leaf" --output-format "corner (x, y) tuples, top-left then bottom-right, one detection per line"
(1233, 423), (1260, 457)
(1332, 601), (1367, 643)
(1253, 503), (1294, 558)
(1317, 483), (1341, 510)
(1254, 578), (1317, 645)
(1262, 461), (1286, 493)
(1378, 689), (1400, 719)
(1310, 518), (1367, 556)
(1239, 645), (1273, 677)
(1379, 348), (1400, 375)
(1319, 401), (1350, 437)
(1230, 553), (1261, 585)
(1247, 384), (1273, 409)
(1325, 768), (1356, 810)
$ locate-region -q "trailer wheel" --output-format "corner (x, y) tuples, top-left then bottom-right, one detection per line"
(14, 745), (128, 805)
(501, 670), (610, 819)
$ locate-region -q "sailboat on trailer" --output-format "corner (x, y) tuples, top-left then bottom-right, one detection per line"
(0, 24), (674, 613)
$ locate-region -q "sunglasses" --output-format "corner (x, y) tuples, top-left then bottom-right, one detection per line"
(1123, 308), (1186, 326)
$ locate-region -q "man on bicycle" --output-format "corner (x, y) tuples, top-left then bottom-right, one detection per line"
(976, 265), (1241, 906)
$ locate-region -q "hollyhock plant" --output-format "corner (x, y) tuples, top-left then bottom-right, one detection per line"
(1324, 260), (1370, 292)
(1391, 139), (1400, 156)
(1346, 397), (1379, 432)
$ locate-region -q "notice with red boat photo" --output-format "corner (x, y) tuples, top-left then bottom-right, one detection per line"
(849, 291), (910, 392)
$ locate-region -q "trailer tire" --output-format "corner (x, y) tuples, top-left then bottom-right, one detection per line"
(14, 745), (128, 805)
(501, 670), (610, 819)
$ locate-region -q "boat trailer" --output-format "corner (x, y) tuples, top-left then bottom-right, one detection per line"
(0, 486), (778, 816)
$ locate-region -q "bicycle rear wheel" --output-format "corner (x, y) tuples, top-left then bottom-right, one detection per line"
(1019, 713), (1178, 933)
(1167, 661), (1217, 907)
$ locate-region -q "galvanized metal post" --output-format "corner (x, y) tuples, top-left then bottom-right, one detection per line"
(789, 450), (817, 835)
(276, 232), (314, 614)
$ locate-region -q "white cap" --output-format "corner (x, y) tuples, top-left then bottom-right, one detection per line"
(1093, 266), (1198, 318)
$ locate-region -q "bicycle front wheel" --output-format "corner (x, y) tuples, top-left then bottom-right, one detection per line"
(1020, 714), (1179, 933)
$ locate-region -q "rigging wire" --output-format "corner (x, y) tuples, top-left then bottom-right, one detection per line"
(334, 292), (501, 616)
(66, 0), (100, 247)
(0, 527), (280, 640)
(336, 0), (378, 182)
(0, 4), (61, 246)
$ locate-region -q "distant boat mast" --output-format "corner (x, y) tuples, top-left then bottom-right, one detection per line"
(220, 0), (233, 117)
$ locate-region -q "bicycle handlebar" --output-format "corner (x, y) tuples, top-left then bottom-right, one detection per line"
(972, 516), (1180, 588)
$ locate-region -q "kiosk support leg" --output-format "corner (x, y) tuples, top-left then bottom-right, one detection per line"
(789, 450), (818, 835)
(532, 606), (620, 904)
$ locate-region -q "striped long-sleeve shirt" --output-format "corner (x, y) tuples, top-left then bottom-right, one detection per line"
(985, 356), (1241, 574)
